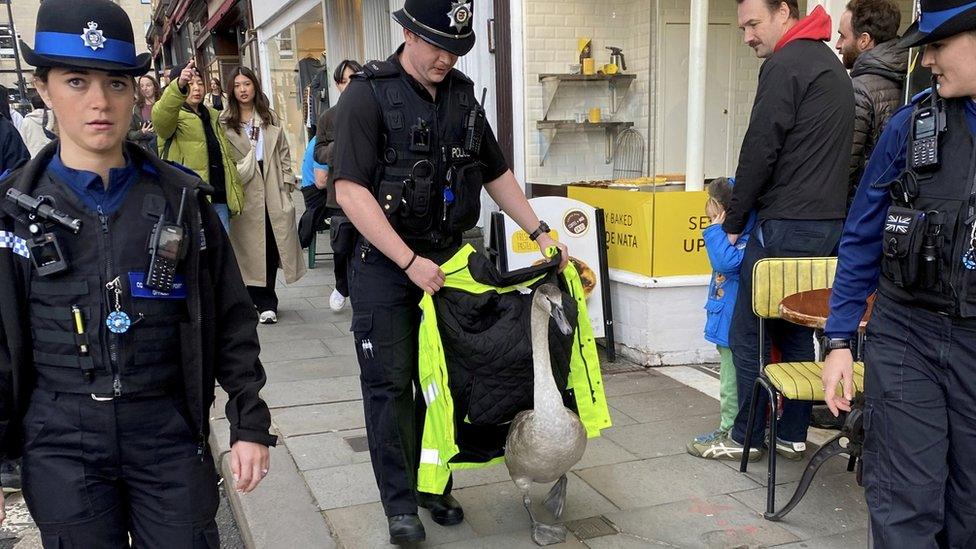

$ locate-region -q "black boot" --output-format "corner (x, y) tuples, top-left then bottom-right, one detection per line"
(388, 514), (426, 545)
(417, 492), (464, 526)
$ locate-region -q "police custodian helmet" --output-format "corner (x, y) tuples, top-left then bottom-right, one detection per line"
(20, 0), (152, 76)
(392, 0), (476, 57)
(901, 0), (976, 47)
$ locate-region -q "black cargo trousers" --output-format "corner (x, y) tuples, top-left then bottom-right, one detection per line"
(348, 238), (453, 517)
(22, 390), (219, 548)
(862, 294), (976, 548)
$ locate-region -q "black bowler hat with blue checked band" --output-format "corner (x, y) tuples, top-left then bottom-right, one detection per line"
(901, 0), (976, 47)
(20, 0), (151, 75)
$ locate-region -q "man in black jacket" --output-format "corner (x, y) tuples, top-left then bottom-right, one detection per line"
(0, 1), (275, 545)
(836, 0), (907, 203)
(689, 0), (853, 463)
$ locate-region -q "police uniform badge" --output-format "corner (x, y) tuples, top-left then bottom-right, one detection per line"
(448, 1), (472, 33)
(81, 21), (105, 51)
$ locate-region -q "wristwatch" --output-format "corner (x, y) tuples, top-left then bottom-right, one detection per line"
(825, 338), (852, 354)
(528, 221), (551, 241)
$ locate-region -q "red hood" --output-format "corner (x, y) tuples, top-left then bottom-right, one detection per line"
(774, 5), (832, 52)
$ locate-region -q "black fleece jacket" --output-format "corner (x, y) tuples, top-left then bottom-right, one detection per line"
(724, 39), (854, 234)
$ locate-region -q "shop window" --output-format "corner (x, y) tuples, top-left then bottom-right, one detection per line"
(277, 28), (294, 60)
(0, 26), (14, 59)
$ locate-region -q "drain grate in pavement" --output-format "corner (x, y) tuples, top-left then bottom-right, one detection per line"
(564, 515), (618, 540)
(344, 436), (370, 453)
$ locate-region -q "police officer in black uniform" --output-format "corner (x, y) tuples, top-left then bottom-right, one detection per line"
(331, 0), (568, 543)
(0, 1), (276, 546)
(823, 0), (976, 545)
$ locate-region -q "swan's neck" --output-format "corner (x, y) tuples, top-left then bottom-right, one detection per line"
(531, 303), (566, 416)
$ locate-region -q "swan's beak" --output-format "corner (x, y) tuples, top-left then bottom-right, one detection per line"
(550, 301), (573, 336)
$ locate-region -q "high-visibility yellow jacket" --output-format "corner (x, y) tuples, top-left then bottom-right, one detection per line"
(416, 245), (611, 494)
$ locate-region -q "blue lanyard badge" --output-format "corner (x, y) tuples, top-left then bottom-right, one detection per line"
(128, 271), (187, 299)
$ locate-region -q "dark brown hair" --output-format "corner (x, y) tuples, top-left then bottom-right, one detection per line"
(224, 66), (277, 134)
(138, 74), (161, 103)
(707, 177), (734, 211)
(846, 0), (901, 44)
(736, 0), (800, 19)
(333, 59), (363, 85)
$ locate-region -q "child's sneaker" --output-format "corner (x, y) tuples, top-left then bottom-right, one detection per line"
(691, 428), (727, 445)
(686, 431), (763, 462)
(773, 437), (807, 461)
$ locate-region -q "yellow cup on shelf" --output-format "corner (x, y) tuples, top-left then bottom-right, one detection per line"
(603, 63), (618, 75)
(582, 58), (595, 75)
(588, 107), (602, 123)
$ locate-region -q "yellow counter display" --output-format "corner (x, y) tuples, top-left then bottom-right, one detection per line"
(567, 186), (711, 277)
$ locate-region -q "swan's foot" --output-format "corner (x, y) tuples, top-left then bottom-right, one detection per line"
(523, 494), (568, 546)
(531, 521), (568, 546)
(544, 474), (568, 518)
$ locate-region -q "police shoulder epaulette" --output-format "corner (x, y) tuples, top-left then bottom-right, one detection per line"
(358, 60), (398, 80)
(164, 160), (202, 179)
(911, 87), (934, 105)
(449, 69), (473, 85)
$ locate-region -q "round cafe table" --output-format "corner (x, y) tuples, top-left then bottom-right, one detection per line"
(778, 288), (875, 331)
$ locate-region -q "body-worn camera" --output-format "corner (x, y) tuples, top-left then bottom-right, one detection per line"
(29, 232), (68, 276)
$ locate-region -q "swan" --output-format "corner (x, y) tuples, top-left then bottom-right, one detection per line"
(505, 283), (587, 546)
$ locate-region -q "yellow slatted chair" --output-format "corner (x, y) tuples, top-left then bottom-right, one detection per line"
(740, 257), (865, 520)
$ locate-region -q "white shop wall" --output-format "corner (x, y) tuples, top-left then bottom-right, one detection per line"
(521, 0), (650, 185)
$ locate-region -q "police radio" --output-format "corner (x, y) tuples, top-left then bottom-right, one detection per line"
(910, 78), (947, 172)
(145, 189), (188, 292)
(464, 87), (488, 155)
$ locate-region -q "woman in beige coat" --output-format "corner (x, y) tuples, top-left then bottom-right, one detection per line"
(221, 67), (305, 323)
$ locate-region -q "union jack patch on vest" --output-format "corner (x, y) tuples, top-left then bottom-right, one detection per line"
(885, 214), (912, 234)
(0, 231), (29, 258)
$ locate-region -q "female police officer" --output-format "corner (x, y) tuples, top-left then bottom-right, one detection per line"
(823, 0), (976, 545)
(331, 0), (568, 543)
(0, 1), (276, 545)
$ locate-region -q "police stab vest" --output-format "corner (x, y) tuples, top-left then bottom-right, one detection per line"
(361, 60), (484, 250)
(23, 170), (188, 395)
(880, 98), (976, 316)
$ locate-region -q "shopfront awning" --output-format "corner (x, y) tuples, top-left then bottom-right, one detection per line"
(205, 0), (238, 32)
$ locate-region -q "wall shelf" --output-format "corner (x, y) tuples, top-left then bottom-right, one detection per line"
(535, 120), (634, 166)
(538, 73), (636, 120)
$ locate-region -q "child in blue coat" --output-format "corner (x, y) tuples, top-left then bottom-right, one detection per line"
(687, 177), (756, 456)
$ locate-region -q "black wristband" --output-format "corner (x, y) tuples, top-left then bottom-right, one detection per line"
(528, 221), (551, 241)
(403, 252), (418, 271)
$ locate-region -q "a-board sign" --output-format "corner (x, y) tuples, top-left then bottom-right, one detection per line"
(498, 197), (608, 339)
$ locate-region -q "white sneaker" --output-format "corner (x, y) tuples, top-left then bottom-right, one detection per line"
(329, 289), (346, 311)
(259, 310), (278, 324)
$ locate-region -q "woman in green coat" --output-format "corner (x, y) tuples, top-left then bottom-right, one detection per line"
(152, 60), (243, 230)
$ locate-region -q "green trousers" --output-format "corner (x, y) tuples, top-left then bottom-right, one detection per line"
(718, 345), (738, 432)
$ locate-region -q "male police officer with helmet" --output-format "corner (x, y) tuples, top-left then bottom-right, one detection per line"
(0, 0), (276, 545)
(823, 0), (976, 544)
(331, 0), (568, 543)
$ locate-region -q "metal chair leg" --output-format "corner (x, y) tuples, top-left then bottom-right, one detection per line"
(740, 378), (764, 473)
(762, 378), (779, 518)
(308, 231), (317, 269)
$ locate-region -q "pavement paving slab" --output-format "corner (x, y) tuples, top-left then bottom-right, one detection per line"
(260, 376), (362, 409)
(610, 386), (721, 424)
(262, 356), (362, 383)
(325, 502), (480, 548)
(451, 473), (619, 537)
(271, 400), (366, 437)
(306, 461), (383, 510)
(575, 454), (761, 511)
(587, 495), (800, 548)
(727, 471), (869, 541)
(603, 413), (722, 459)
(284, 428), (372, 471)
